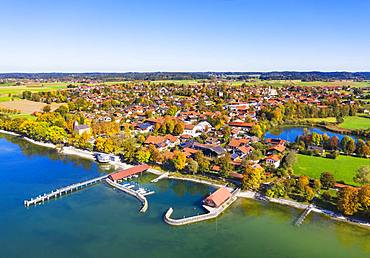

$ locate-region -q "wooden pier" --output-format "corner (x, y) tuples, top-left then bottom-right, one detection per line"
(294, 204), (313, 226)
(24, 175), (108, 207)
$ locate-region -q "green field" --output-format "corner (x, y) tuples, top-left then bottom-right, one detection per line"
(0, 83), (70, 102)
(8, 113), (36, 120)
(299, 117), (337, 123)
(293, 154), (370, 186)
(339, 116), (370, 130)
(150, 80), (201, 85)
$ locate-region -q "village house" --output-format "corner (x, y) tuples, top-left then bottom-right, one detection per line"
(192, 142), (226, 158)
(73, 121), (91, 135)
(144, 134), (180, 150)
(265, 154), (281, 169)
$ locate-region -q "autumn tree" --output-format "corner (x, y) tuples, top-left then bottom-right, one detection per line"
(297, 175), (310, 192)
(243, 164), (265, 191)
(149, 145), (164, 164)
(122, 138), (137, 162)
(173, 122), (184, 136)
(304, 186), (315, 202)
(250, 124), (263, 138)
(337, 187), (359, 215)
(341, 136), (356, 154)
(358, 185), (370, 210)
(172, 150), (186, 171)
(43, 105), (51, 113)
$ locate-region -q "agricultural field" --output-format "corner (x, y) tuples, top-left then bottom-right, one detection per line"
(0, 82), (69, 102)
(0, 100), (64, 114)
(293, 154), (370, 186)
(339, 116), (370, 130)
(150, 80), (201, 85)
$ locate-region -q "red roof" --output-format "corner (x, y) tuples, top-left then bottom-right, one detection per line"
(228, 121), (255, 128)
(109, 164), (150, 181)
(204, 187), (232, 208)
(230, 172), (243, 180)
(269, 144), (286, 153)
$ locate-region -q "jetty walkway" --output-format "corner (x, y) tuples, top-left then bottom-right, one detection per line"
(151, 172), (169, 183)
(24, 175), (108, 207)
(164, 188), (240, 226)
(105, 178), (149, 213)
(295, 204), (314, 226)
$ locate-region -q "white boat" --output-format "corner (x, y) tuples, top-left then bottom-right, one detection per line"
(96, 153), (110, 163)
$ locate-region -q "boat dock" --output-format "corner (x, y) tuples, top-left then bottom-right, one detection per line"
(24, 175), (109, 207)
(105, 178), (150, 213)
(295, 204), (313, 226)
(164, 188), (240, 226)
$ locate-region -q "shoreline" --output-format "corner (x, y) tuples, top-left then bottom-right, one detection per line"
(0, 130), (369, 228)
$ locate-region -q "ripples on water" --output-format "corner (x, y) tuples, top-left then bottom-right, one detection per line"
(0, 134), (369, 258)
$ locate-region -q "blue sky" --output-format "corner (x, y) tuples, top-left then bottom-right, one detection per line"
(0, 0), (369, 72)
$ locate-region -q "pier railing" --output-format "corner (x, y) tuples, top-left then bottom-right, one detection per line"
(24, 175), (108, 207)
(294, 204), (314, 226)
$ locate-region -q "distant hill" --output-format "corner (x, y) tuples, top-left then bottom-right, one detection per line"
(0, 71), (369, 81)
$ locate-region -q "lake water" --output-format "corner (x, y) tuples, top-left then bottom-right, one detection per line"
(265, 126), (362, 142)
(0, 134), (369, 258)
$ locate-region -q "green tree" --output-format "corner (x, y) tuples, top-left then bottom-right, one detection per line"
(353, 166), (370, 185)
(187, 158), (199, 175)
(218, 153), (233, 177)
(320, 172), (336, 189)
(284, 151), (297, 168)
(135, 147), (151, 163)
(194, 151), (210, 173)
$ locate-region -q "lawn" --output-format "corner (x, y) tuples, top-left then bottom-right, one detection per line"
(8, 113), (36, 120)
(293, 154), (370, 186)
(299, 117), (337, 123)
(339, 116), (370, 130)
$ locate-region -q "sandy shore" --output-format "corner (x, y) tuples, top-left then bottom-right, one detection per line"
(23, 137), (57, 149)
(0, 129), (20, 136)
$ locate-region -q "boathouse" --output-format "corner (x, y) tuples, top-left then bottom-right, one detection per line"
(109, 164), (150, 182)
(203, 187), (232, 208)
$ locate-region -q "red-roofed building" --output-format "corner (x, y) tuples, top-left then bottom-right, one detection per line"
(203, 187), (232, 208)
(265, 154), (281, 168)
(109, 164), (150, 181)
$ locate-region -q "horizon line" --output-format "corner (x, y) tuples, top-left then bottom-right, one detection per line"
(1, 70), (370, 74)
